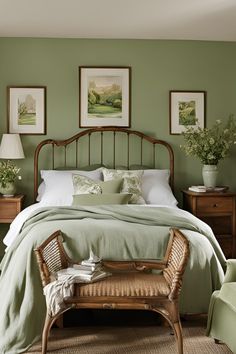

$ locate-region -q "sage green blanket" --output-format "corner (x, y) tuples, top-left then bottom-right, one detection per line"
(0, 205), (225, 354)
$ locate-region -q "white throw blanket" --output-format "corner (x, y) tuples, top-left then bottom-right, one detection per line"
(43, 274), (76, 316)
(43, 270), (111, 316)
(43, 250), (104, 316)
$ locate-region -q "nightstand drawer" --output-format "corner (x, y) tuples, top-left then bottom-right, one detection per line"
(0, 202), (18, 221)
(183, 190), (236, 258)
(196, 196), (233, 213)
(0, 195), (24, 223)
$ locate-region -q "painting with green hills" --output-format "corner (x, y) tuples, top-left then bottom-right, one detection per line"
(88, 76), (122, 118)
(18, 94), (36, 125)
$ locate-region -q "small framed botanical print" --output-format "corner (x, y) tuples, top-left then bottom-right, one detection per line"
(169, 91), (206, 135)
(7, 86), (46, 135)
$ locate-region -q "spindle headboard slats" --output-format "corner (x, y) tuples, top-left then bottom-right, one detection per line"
(34, 127), (174, 202)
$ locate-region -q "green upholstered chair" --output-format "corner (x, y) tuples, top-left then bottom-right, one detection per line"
(207, 259), (236, 353)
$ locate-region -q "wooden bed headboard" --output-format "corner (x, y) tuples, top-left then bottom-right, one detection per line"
(34, 127), (174, 202)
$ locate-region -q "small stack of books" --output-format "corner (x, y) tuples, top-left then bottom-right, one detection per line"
(188, 186), (208, 193)
(57, 250), (111, 282)
(188, 185), (228, 193)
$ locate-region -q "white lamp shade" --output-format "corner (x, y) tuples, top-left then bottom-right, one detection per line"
(0, 134), (25, 159)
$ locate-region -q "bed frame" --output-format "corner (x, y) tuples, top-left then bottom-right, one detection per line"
(34, 127), (174, 202)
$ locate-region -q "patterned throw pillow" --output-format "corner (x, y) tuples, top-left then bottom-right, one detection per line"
(72, 174), (123, 195)
(102, 168), (145, 204)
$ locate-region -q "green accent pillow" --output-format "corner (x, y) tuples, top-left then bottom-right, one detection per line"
(72, 193), (132, 206)
(99, 179), (123, 193)
(102, 168), (145, 204)
(72, 174), (123, 195)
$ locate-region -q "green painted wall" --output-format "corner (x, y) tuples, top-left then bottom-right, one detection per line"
(0, 37), (236, 205)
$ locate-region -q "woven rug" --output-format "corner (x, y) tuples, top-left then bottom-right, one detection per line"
(28, 319), (232, 354)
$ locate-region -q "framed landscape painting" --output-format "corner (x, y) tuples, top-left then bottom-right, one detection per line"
(79, 66), (131, 127)
(7, 86), (46, 135)
(169, 91), (206, 135)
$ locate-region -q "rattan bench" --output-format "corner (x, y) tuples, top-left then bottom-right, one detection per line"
(35, 228), (190, 354)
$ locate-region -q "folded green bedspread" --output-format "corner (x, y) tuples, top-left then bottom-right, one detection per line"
(0, 205), (225, 353)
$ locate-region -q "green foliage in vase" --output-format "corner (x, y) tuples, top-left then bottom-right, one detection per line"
(181, 115), (236, 165)
(0, 161), (20, 188)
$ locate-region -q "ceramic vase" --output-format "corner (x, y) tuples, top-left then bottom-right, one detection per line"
(202, 164), (218, 188)
(0, 182), (16, 197)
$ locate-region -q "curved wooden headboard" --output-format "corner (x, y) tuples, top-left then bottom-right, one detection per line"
(34, 127), (174, 202)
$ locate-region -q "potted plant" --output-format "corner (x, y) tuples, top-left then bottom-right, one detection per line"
(0, 160), (21, 196)
(181, 115), (236, 187)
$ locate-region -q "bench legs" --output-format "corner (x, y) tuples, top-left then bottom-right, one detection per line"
(173, 321), (183, 354)
(42, 309), (71, 354)
(152, 302), (183, 354)
(42, 306), (183, 354)
(42, 313), (54, 354)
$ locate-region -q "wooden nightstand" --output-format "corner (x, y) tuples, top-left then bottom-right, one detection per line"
(182, 190), (236, 258)
(0, 194), (24, 223)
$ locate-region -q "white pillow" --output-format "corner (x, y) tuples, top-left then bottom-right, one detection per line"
(142, 170), (178, 206)
(36, 181), (46, 202)
(39, 169), (102, 206)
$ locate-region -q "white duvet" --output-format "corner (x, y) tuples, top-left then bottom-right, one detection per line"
(3, 203), (42, 248)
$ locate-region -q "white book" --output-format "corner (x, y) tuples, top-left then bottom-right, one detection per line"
(57, 268), (111, 283)
(81, 261), (99, 267)
(188, 186), (207, 193)
(57, 267), (91, 276)
(73, 264), (101, 273)
(56, 250), (106, 282)
(89, 270), (112, 283)
(189, 185), (228, 193)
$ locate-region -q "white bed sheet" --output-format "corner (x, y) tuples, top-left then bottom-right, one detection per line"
(3, 203), (178, 249)
(3, 203), (42, 248)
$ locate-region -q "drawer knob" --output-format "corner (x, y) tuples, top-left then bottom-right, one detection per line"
(213, 204), (218, 208)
